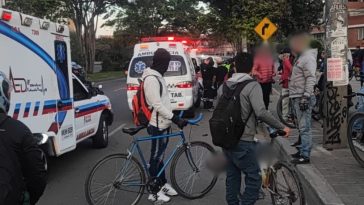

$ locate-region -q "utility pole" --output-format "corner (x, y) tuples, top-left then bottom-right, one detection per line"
(323, 0), (349, 149)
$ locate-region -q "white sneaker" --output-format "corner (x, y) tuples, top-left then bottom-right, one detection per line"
(161, 183), (178, 196)
(148, 190), (171, 203)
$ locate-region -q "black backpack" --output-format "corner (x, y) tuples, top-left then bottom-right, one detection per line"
(209, 80), (254, 149)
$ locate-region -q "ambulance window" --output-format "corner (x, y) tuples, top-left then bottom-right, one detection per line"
(129, 55), (187, 77)
(73, 79), (88, 101)
(55, 41), (69, 88)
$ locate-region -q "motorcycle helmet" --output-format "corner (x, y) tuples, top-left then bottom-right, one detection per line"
(0, 71), (12, 113)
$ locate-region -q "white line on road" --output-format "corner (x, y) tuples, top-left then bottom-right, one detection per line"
(109, 123), (126, 137)
(272, 87), (280, 95)
(113, 87), (124, 92)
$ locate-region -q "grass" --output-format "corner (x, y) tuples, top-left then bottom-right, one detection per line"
(87, 71), (125, 82)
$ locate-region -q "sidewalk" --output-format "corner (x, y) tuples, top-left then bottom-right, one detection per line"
(271, 82), (364, 205)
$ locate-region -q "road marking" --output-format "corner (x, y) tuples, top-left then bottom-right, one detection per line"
(113, 87), (124, 92)
(272, 87), (280, 95)
(109, 123), (126, 137)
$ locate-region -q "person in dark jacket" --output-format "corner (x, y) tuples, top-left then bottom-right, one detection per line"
(215, 57), (228, 89)
(201, 57), (216, 109)
(0, 71), (47, 205)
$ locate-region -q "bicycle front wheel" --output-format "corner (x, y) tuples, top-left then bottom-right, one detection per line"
(269, 162), (305, 205)
(85, 154), (146, 205)
(170, 141), (218, 199)
(277, 94), (297, 128)
(348, 113), (364, 167)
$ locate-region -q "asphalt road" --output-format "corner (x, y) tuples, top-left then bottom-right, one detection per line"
(38, 78), (272, 205)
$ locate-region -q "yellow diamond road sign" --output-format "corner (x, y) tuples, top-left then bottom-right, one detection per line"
(254, 17), (277, 41)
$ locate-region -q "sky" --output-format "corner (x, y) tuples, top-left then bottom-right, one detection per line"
(96, 1), (208, 38)
(97, 18), (114, 37)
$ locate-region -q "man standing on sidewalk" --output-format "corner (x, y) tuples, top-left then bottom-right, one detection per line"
(289, 33), (317, 164)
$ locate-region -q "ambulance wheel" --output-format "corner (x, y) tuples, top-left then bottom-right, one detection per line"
(93, 114), (109, 148)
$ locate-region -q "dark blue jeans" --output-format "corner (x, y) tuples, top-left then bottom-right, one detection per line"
(224, 141), (261, 205)
(291, 96), (315, 158)
(147, 125), (169, 185)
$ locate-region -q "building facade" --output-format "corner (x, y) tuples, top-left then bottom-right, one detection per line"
(0, 0), (5, 7)
(312, 1), (364, 49)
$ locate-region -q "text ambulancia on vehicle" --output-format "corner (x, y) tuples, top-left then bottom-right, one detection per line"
(0, 9), (113, 156)
(126, 37), (201, 116)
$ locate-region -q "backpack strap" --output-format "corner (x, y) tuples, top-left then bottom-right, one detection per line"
(233, 80), (255, 123)
(143, 75), (163, 129)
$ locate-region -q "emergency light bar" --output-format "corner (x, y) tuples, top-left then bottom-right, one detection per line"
(22, 17), (33, 26)
(1, 11), (12, 21)
(57, 25), (65, 33)
(40, 20), (50, 30)
(141, 36), (191, 44)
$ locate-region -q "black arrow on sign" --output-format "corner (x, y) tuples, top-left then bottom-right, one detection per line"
(262, 23), (270, 35)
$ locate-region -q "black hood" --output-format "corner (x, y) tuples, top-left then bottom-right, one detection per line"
(151, 48), (171, 76)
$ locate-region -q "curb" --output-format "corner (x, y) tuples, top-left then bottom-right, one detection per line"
(274, 137), (345, 205)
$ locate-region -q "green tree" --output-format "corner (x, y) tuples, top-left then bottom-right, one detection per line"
(204, 0), (324, 51)
(5, 0), (66, 21)
(63, 0), (120, 73)
(108, 0), (204, 39)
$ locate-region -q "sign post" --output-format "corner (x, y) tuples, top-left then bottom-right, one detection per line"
(323, 0), (349, 149)
(254, 17), (277, 41)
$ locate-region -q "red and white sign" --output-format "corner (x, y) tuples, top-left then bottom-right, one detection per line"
(327, 58), (343, 81)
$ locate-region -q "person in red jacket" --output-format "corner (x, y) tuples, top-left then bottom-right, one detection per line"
(279, 48), (294, 121)
(252, 45), (275, 109)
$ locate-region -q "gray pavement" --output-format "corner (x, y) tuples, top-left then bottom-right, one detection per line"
(38, 79), (273, 205)
(272, 79), (364, 205)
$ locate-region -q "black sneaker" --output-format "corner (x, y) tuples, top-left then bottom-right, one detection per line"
(291, 152), (301, 159)
(291, 157), (310, 165)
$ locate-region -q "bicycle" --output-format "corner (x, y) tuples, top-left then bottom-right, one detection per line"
(276, 94), (297, 129)
(84, 114), (218, 205)
(346, 92), (364, 167)
(257, 127), (305, 205)
(277, 86), (323, 128)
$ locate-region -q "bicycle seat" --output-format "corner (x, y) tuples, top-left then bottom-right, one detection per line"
(122, 126), (145, 136)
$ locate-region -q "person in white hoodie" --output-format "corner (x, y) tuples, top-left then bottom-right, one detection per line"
(142, 48), (188, 203)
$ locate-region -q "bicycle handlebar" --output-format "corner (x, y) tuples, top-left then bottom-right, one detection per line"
(187, 113), (203, 125)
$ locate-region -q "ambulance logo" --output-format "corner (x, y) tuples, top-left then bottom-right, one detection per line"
(135, 61), (146, 74)
(9, 68), (47, 95)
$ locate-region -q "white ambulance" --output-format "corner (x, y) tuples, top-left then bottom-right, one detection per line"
(0, 9), (113, 156)
(126, 37), (201, 115)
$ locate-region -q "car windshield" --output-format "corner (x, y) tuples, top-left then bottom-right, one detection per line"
(129, 55), (187, 77)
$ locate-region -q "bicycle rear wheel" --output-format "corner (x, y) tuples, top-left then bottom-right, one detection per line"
(348, 113), (364, 167)
(170, 141), (218, 199)
(85, 154), (146, 205)
(269, 162), (305, 205)
(277, 94), (297, 128)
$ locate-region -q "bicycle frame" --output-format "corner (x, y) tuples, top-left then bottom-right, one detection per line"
(122, 129), (198, 183)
